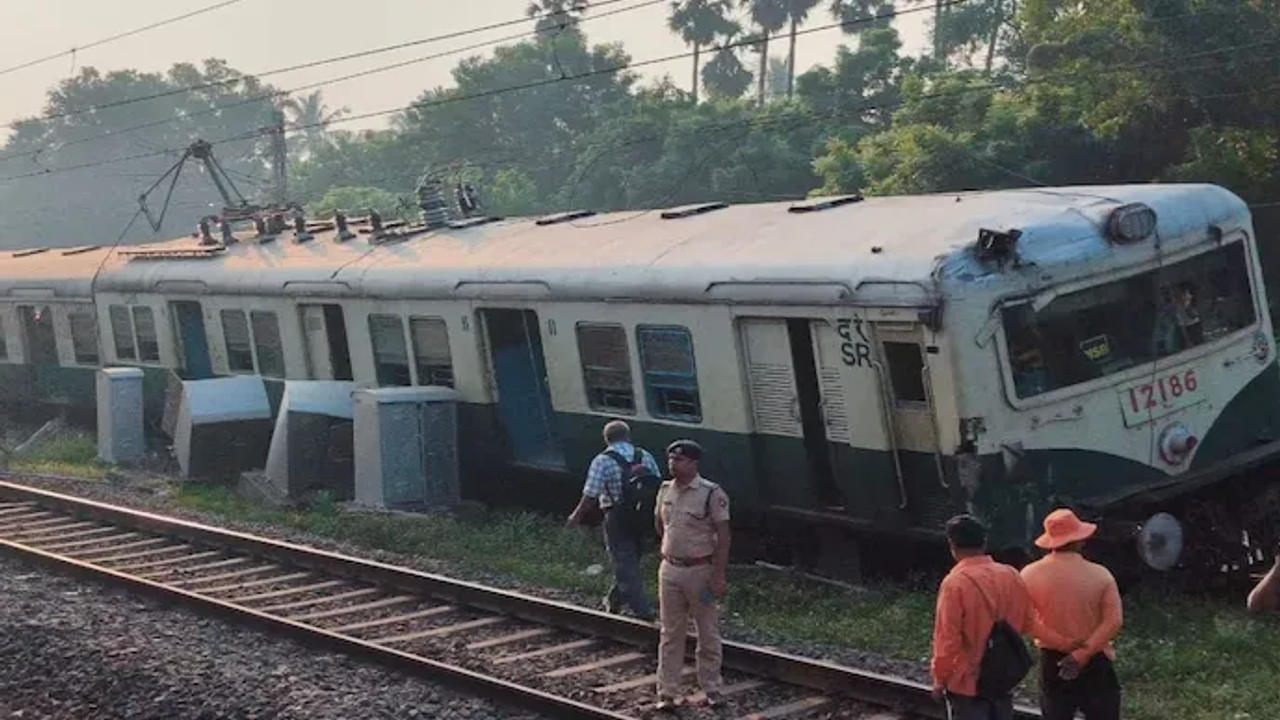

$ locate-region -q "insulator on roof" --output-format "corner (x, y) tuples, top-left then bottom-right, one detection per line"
(293, 211), (313, 242)
(368, 209), (385, 242)
(267, 213), (287, 236)
(456, 182), (481, 218)
(334, 210), (355, 241)
(197, 218), (216, 246)
(253, 216), (267, 237)
(417, 176), (449, 229)
(219, 220), (236, 245)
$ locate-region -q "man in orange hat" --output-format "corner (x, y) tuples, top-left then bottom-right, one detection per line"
(1020, 508), (1123, 720)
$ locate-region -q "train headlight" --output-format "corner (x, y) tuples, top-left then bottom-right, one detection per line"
(1107, 203), (1158, 243)
(1158, 421), (1198, 465)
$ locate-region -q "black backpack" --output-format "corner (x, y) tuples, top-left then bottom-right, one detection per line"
(604, 449), (662, 540)
(960, 570), (1033, 700)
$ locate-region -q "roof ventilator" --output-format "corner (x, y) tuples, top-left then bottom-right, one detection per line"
(535, 210), (595, 226)
(292, 212), (314, 243)
(787, 193), (864, 213)
(660, 202), (728, 220)
(60, 246), (100, 256)
(13, 247), (48, 258)
(975, 228), (1021, 266)
(334, 210), (355, 241)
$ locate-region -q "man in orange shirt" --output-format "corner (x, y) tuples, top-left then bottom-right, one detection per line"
(931, 514), (1038, 720)
(1020, 508), (1123, 720)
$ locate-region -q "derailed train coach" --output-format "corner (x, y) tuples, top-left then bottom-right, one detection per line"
(0, 182), (1274, 575)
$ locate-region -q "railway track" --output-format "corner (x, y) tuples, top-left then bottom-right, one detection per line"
(0, 479), (1039, 720)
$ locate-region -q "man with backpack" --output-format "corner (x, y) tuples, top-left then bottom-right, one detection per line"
(566, 420), (661, 621)
(931, 514), (1058, 720)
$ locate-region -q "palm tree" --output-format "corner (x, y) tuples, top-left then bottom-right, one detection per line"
(281, 90), (348, 159)
(527, 0), (589, 34)
(783, 0), (821, 98)
(748, 0), (790, 107)
(668, 0), (739, 103)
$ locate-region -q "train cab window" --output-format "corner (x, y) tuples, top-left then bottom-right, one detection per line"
(883, 342), (926, 405)
(251, 312), (285, 378)
(1003, 241), (1256, 398)
(577, 323), (634, 413)
(369, 314), (411, 387)
(67, 310), (99, 365)
(220, 310), (254, 373)
(132, 306), (161, 363)
(409, 317), (454, 387)
(109, 305), (136, 361)
(637, 325), (701, 422)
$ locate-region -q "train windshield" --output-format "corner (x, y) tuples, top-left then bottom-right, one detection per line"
(1002, 241), (1256, 399)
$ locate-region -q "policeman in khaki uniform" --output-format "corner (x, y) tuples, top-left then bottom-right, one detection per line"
(653, 439), (730, 712)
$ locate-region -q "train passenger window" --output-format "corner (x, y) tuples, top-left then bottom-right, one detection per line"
(19, 305), (57, 365)
(883, 342), (926, 404)
(637, 325), (701, 422)
(67, 310), (99, 365)
(368, 314), (411, 386)
(409, 317), (454, 388)
(1003, 241), (1256, 398)
(220, 310), (254, 373)
(131, 306), (161, 363)
(576, 323), (634, 413)
(109, 305), (135, 361)
(251, 312), (285, 378)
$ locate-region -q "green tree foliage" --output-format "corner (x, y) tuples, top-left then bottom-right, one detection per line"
(6, 0), (1280, 253)
(309, 185), (411, 221)
(0, 60), (280, 247)
(668, 0), (740, 104)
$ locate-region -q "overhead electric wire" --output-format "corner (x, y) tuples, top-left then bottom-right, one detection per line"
(0, 0), (665, 165)
(0, 0), (247, 78)
(0, 0), (655, 133)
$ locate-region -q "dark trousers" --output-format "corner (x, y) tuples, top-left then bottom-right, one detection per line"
(603, 509), (653, 619)
(945, 693), (1013, 720)
(1039, 650), (1121, 720)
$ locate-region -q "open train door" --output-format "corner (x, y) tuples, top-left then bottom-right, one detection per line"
(298, 304), (353, 381)
(871, 321), (953, 529)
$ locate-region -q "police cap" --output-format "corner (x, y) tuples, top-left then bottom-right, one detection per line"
(665, 439), (702, 461)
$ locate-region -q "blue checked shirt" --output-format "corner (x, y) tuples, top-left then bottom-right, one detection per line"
(582, 442), (662, 509)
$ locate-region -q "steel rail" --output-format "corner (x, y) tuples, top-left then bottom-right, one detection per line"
(0, 478), (1040, 719)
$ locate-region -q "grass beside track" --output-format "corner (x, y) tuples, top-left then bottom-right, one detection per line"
(13, 441), (1280, 720)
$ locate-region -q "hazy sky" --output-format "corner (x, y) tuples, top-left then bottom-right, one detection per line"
(0, 0), (929, 136)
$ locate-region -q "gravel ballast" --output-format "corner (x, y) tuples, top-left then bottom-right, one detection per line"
(0, 551), (545, 720)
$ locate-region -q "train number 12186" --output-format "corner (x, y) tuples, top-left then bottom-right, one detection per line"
(1119, 369), (1201, 426)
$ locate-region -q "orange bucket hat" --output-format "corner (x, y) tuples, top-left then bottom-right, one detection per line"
(1035, 508), (1098, 549)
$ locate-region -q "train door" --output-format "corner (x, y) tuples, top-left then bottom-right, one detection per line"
(481, 308), (564, 469)
(169, 301), (212, 379)
(17, 305), (57, 365)
(740, 317), (846, 508)
(873, 322), (949, 520)
(298, 303), (353, 380)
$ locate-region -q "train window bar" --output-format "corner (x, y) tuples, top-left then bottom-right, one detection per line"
(535, 210), (596, 226)
(787, 194), (864, 213)
(660, 202), (728, 220)
(12, 248), (48, 258)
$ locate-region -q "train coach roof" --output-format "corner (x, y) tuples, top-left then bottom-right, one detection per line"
(87, 182), (1246, 305)
(0, 245), (112, 299)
